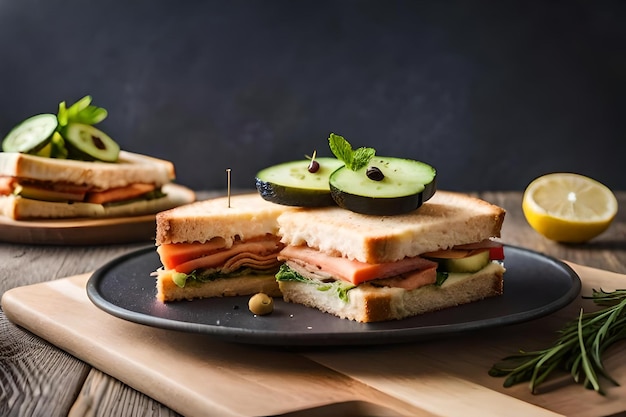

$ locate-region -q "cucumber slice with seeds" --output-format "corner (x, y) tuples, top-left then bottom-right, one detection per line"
(256, 157), (345, 206)
(2, 114), (58, 154)
(62, 123), (120, 162)
(329, 156), (436, 215)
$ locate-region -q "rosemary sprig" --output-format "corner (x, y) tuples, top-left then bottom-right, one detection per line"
(489, 288), (626, 395)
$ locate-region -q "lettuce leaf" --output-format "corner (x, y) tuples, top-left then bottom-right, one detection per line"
(276, 264), (355, 303)
(171, 267), (275, 288)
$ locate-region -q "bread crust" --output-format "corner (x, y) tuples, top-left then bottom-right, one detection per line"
(279, 262), (505, 322)
(277, 191), (506, 263)
(156, 271), (281, 302)
(155, 193), (294, 245)
(153, 191), (506, 317)
(0, 151), (175, 189)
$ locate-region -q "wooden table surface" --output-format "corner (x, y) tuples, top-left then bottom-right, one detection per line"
(1, 191), (625, 417)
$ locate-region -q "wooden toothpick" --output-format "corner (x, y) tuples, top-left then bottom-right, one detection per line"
(226, 168), (231, 208)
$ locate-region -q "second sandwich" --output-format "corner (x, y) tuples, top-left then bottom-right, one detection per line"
(275, 191), (506, 322)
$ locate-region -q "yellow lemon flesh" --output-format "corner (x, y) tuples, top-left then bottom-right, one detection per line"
(522, 173), (618, 243)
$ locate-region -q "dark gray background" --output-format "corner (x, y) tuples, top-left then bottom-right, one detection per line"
(1, 0), (624, 192)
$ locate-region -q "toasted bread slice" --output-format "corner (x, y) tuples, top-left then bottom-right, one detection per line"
(156, 270), (281, 302)
(0, 150), (175, 189)
(277, 191), (506, 264)
(156, 193), (295, 245)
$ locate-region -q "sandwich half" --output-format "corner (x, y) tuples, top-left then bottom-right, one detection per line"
(275, 191), (506, 322)
(154, 193), (294, 302)
(0, 151), (195, 219)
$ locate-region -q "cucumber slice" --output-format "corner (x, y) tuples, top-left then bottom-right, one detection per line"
(433, 250), (490, 273)
(329, 156), (436, 215)
(255, 157), (345, 206)
(2, 114), (58, 154)
(62, 123), (120, 162)
(14, 184), (85, 202)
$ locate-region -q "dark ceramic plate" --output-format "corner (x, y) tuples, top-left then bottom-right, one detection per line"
(87, 245), (581, 346)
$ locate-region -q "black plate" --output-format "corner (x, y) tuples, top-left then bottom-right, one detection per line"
(87, 245), (581, 346)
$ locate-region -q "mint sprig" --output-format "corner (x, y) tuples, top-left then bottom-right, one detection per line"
(57, 95), (108, 127)
(328, 133), (375, 171)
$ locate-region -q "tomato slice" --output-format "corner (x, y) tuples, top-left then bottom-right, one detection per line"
(489, 245), (505, 261)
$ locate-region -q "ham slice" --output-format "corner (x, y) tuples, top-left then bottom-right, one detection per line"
(0, 177), (15, 195)
(86, 183), (156, 204)
(221, 252), (282, 274)
(158, 238), (229, 268)
(1, 177), (158, 205)
(158, 236), (284, 274)
(279, 245), (438, 286)
(371, 266), (437, 290)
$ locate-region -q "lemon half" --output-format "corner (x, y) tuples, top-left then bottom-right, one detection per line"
(522, 173), (618, 243)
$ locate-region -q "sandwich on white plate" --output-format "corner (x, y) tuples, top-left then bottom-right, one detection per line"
(0, 95), (195, 220)
(154, 193), (294, 302)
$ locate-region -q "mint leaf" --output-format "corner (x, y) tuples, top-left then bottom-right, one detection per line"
(328, 133), (375, 171)
(59, 95), (108, 126)
(72, 95), (93, 112)
(76, 105), (108, 124)
(328, 133), (353, 166)
(57, 101), (68, 127)
(352, 147), (376, 171)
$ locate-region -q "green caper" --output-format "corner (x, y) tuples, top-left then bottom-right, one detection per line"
(248, 293), (274, 315)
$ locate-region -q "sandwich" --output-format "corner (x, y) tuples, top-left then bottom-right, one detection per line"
(1, 95), (195, 220)
(0, 150), (196, 220)
(275, 190), (506, 322)
(154, 193), (293, 302)
(153, 133), (506, 323)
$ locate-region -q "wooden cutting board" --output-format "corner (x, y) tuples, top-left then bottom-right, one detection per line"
(2, 263), (626, 417)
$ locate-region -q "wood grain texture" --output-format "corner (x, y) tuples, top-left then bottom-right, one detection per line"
(4, 265), (626, 416)
(69, 369), (180, 417)
(0, 191), (624, 417)
(481, 191), (626, 274)
(0, 317), (89, 416)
